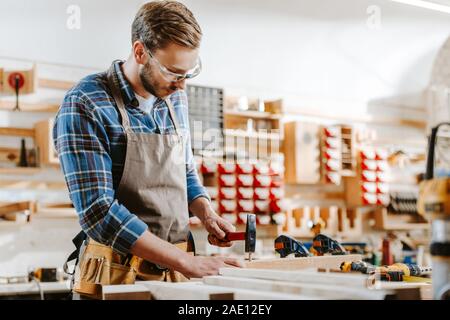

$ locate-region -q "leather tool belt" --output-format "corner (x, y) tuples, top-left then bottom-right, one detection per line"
(64, 231), (194, 299)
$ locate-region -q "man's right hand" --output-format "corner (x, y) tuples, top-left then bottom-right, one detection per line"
(131, 230), (244, 279)
(179, 255), (244, 278)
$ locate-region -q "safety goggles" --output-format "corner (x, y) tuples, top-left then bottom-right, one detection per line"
(141, 40), (202, 82)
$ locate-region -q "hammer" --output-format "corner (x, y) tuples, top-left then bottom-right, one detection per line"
(224, 213), (256, 262)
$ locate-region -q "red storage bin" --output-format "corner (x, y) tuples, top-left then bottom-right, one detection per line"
(326, 172), (341, 185)
(325, 158), (340, 171)
(324, 149), (340, 160)
(269, 187), (284, 200)
(219, 187), (237, 199)
(375, 149), (388, 160)
(254, 200), (270, 213)
(377, 194), (390, 206)
(236, 163), (253, 174)
(271, 212), (286, 225)
(270, 199), (285, 213)
(325, 137), (340, 149)
(253, 163), (270, 175)
(221, 213), (237, 224)
(254, 187), (270, 200)
(201, 161), (217, 174)
(218, 163), (236, 174)
(361, 182), (377, 193)
(376, 160), (389, 172)
(257, 214), (272, 225)
(360, 149), (376, 160)
(377, 183), (389, 194)
(361, 159), (377, 171)
(219, 199), (237, 213)
(362, 193), (377, 205)
(324, 127), (340, 137)
(253, 175), (271, 187)
(361, 170), (377, 182)
(218, 174), (237, 187)
(270, 175), (283, 188)
(237, 174), (254, 187)
(237, 199), (254, 212)
(237, 187), (254, 199)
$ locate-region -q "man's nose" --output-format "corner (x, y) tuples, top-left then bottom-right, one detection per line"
(172, 79), (186, 90)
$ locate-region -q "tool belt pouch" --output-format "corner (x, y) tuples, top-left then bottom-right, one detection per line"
(74, 240), (136, 298)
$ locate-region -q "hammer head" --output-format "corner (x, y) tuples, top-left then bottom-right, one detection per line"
(245, 214), (256, 253)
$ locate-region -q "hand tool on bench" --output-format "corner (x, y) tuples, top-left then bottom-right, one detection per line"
(313, 234), (347, 255)
(341, 260), (432, 282)
(224, 213), (256, 262)
(274, 235), (311, 258)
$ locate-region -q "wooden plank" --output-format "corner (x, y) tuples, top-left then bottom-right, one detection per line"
(219, 268), (369, 288)
(0, 201), (34, 217)
(203, 276), (389, 300)
(138, 281), (234, 300)
(0, 127), (35, 138)
(138, 281), (317, 300)
(224, 110), (282, 120)
(244, 254), (362, 270)
(0, 100), (59, 112)
(102, 284), (151, 300)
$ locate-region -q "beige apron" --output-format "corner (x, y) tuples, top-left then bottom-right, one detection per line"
(72, 62), (192, 298)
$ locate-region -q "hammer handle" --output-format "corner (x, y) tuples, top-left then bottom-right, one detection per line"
(225, 232), (246, 241)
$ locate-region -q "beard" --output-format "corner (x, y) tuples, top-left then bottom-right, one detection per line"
(139, 61), (178, 99)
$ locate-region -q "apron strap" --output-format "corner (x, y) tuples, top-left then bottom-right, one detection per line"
(63, 230), (87, 275)
(165, 98), (183, 139)
(106, 62), (133, 133)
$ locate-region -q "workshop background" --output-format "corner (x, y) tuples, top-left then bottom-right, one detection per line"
(0, 0), (449, 300)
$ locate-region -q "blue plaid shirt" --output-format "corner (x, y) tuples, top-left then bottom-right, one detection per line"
(53, 60), (208, 255)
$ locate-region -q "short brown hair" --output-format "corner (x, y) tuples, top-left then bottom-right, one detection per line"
(131, 1), (202, 52)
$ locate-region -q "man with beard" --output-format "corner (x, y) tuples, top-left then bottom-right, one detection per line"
(53, 1), (242, 296)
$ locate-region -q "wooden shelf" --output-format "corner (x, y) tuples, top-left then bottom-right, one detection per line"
(373, 208), (429, 231)
(224, 129), (282, 140)
(0, 167), (41, 175)
(0, 100), (59, 112)
(224, 110), (282, 120)
(0, 127), (35, 138)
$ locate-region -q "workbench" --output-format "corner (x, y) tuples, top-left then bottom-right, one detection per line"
(0, 281), (70, 299)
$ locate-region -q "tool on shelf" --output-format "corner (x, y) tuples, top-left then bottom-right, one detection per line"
(224, 213), (256, 261)
(312, 234), (347, 255)
(274, 235), (311, 258)
(341, 260), (432, 282)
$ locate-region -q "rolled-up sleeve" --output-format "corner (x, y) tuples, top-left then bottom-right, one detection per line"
(53, 93), (147, 255)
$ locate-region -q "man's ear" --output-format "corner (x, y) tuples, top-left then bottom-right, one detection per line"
(133, 41), (147, 65)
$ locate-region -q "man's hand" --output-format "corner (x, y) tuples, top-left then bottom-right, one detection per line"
(204, 214), (236, 247)
(189, 197), (236, 247)
(180, 255), (244, 278)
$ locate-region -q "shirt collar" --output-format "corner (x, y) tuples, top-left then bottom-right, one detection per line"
(112, 60), (167, 109)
